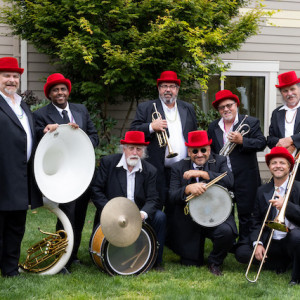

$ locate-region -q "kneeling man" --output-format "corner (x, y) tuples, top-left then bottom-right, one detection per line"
(91, 131), (166, 270)
(168, 130), (237, 276)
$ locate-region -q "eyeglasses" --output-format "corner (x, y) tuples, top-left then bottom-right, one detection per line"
(217, 102), (236, 111)
(159, 84), (178, 90)
(192, 148), (207, 154)
(127, 145), (144, 152)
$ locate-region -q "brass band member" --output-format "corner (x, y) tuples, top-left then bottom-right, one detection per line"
(91, 131), (166, 271)
(267, 71), (300, 179)
(207, 90), (266, 245)
(235, 147), (300, 286)
(0, 57), (42, 277)
(130, 71), (197, 206)
(168, 130), (237, 276)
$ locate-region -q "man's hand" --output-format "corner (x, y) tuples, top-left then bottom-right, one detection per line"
(68, 122), (79, 129)
(254, 244), (266, 261)
(185, 182), (207, 197)
(183, 170), (210, 181)
(287, 144), (296, 154)
(151, 118), (167, 132)
(276, 136), (293, 148)
(269, 195), (284, 210)
(140, 212), (145, 221)
(43, 123), (59, 133)
(227, 131), (243, 144)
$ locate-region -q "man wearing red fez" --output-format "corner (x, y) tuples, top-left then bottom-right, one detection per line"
(207, 89), (266, 246)
(130, 71), (197, 207)
(91, 131), (166, 271)
(34, 73), (99, 272)
(267, 71), (300, 178)
(0, 57), (43, 277)
(168, 130), (237, 276)
(235, 147), (300, 286)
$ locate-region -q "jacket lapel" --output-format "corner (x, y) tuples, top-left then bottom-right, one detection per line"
(21, 101), (35, 136)
(277, 109), (286, 138)
(263, 185), (277, 220)
(69, 103), (83, 128)
(134, 170), (144, 199)
(0, 96), (24, 129)
(214, 124), (224, 149)
(294, 107), (300, 134)
(177, 101), (187, 135)
(47, 103), (64, 124)
(116, 167), (127, 197)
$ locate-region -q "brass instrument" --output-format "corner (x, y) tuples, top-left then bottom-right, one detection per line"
(152, 103), (178, 158)
(245, 152), (300, 283)
(219, 115), (250, 156)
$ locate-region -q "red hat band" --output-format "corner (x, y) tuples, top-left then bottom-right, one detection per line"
(0, 57), (24, 74)
(185, 131), (212, 148)
(212, 90), (240, 109)
(44, 73), (72, 99)
(276, 71), (300, 89)
(120, 131), (150, 146)
(265, 147), (294, 171)
(157, 71), (181, 87)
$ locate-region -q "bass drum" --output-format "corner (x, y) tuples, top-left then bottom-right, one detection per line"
(90, 223), (158, 276)
(188, 184), (233, 227)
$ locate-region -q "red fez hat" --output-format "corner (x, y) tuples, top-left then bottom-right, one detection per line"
(185, 131), (212, 148)
(212, 90), (240, 109)
(265, 147), (294, 171)
(44, 73), (72, 99)
(120, 131), (150, 146)
(275, 71), (300, 89)
(157, 71), (181, 87)
(0, 57), (24, 74)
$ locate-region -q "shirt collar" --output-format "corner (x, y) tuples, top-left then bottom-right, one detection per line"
(279, 101), (300, 111)
(275, 177), (289, 193)
(0, 91), (22, 106)
(218, 112), (239, 131)
(116, 153), (143, 173)
(52, 102), (70, 114)
(160, 99), (177, 112)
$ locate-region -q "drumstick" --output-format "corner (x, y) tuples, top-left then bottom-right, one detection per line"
(185, 171), (228, 203)
(120, 245), (147, 267)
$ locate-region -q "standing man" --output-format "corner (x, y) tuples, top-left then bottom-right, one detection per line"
(130, 71), (197, 207)
(168, 130), (237, 275)
(235, 147), (300, 286)
(0, 57), (43, 277)
(91, 131), (166, 270)
(207, 90), (266, 245)
(34, 73), (99, 268)
(267, 71), (300, 160)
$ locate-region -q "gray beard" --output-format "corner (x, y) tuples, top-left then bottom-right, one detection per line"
(159, 95), (177, 105)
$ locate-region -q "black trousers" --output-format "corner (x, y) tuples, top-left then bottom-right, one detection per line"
(0, 210), (27, 276)
(235, 228), (300, 281)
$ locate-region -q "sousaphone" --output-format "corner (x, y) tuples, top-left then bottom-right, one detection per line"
(19, 124), (95, 274)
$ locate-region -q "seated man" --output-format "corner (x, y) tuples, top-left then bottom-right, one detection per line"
(235, 147), (300, 286)
(168, 130), (237, 276)
(91, 131), (166, 270)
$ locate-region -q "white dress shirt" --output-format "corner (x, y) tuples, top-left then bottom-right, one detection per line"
(116, 153), (148, 219)
(0, 91), (33, 161)
(52, 102), (76, 123)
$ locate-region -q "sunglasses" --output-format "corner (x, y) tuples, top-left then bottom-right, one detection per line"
(192, 148), (207, 154)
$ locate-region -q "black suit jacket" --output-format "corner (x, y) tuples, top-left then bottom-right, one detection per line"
(167, 153), (237, 260)
(267, 106), (300, 150)
(250, 180), (300, 244)
(33, 102), (99, 147)
(207, 114), (266, 214)
(0, 95), (42, 210)
(130, 99), (197, 203)
(91, 153), (161, 221)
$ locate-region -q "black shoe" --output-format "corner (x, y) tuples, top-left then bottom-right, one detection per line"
(58, 267), (71, 275)
(3, 272), (20, 278)
(208, 264), (223, 276)
(153, 263), (165, 272)
(289, 280), (300, 286)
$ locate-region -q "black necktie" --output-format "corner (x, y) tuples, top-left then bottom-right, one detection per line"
(62, 110), (70, 124)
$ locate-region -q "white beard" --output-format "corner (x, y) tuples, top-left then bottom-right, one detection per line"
(126, 155), (140, 167)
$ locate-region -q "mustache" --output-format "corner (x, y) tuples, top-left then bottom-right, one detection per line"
(286, 94), (297, 99)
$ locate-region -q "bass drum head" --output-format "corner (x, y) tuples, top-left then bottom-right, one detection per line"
(189, 184), (232, 227)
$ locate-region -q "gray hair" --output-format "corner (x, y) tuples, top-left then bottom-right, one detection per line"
(120, 144), (148, 159)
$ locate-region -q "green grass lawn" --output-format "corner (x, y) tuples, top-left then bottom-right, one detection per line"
(1, 203), (300, 300)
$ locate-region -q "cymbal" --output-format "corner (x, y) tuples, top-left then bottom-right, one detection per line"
(100, 197), (142, 247)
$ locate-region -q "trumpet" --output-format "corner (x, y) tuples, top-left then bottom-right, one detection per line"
(245, 152), (300, 283)
(219, 115), (250, 156)
(152, 103), (178, 158)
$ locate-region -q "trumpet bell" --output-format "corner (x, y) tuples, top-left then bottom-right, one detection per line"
(34, 125), (95, 203)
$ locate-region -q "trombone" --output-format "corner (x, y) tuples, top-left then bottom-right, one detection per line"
(152, 103), (178, 158)
(245, 152), (300, 283)
(219, 115), (250, 156)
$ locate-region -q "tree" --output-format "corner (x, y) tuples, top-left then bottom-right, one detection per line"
(1, 0), (270, 144)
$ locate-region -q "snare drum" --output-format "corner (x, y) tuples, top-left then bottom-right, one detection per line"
(188, 184), (233, 227)
(90, 223), (158, 276)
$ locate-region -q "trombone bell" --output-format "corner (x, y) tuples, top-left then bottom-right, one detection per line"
(265, 220), (288, 232)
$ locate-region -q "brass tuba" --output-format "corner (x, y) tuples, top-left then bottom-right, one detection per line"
(19, 125), (96, 274)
